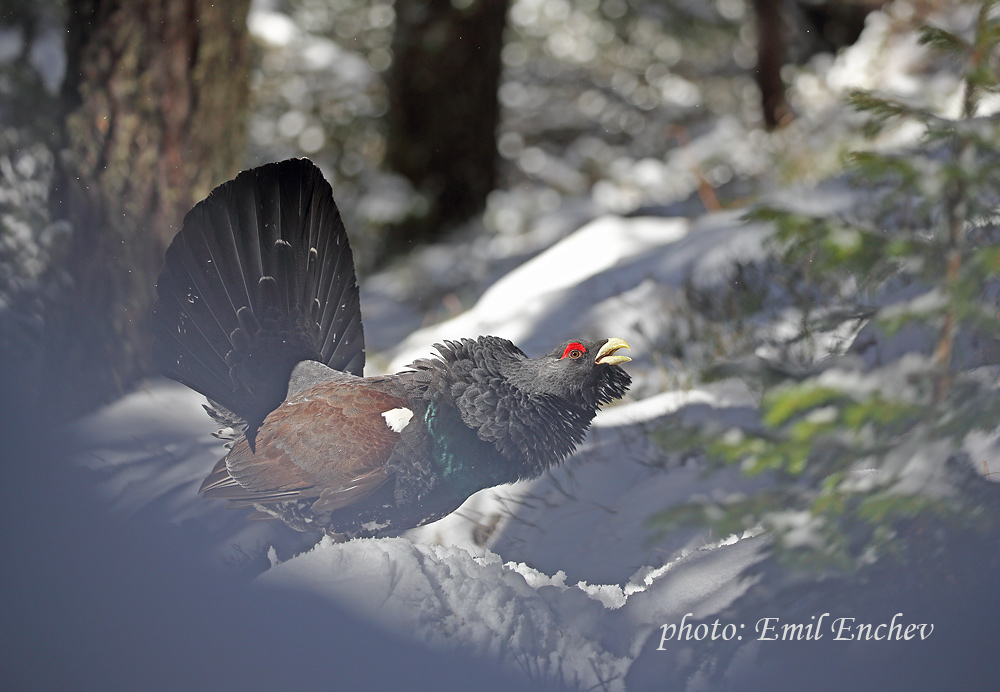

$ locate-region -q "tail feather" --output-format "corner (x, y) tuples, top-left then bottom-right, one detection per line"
(153, 158), (365, 442)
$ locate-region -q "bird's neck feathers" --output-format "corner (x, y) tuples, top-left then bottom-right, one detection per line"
(406, 336), (603, 476)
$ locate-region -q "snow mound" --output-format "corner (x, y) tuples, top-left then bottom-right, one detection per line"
(385, 211), (769, 370)
(258, 531), (768, 691)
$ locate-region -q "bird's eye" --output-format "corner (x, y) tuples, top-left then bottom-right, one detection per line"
(561, 343), (585, 360)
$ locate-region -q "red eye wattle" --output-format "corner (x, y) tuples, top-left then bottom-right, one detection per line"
(561, 343), (585, 360)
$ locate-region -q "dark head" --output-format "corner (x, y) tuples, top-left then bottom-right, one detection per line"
(512, 337), (632, 409)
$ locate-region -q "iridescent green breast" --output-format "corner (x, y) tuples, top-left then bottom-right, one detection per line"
(423, 401), (518, 497)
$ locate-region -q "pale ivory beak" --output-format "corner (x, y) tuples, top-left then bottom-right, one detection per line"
(595, 337), (631, 365)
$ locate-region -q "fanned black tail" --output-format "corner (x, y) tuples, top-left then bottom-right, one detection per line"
(152, 158), (365, 444)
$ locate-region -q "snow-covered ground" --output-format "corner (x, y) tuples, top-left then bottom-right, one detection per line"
(66, 202), (1000, 690)
(69, 210), (775, 691)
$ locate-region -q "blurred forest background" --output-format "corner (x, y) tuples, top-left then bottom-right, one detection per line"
(0, 0), (888, 424)
(4, 0), (1000, 575)
(4, 3), (1000, 687)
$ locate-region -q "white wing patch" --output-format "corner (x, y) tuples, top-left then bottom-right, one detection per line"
(381, 407), (414, 433)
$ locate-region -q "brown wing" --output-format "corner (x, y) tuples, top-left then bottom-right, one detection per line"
(200, 380), (410, 513)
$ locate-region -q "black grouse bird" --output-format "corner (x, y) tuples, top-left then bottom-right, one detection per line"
(152, 158), (631, 538)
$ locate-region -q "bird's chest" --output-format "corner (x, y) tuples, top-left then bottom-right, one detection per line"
(422, 401), (521, 498)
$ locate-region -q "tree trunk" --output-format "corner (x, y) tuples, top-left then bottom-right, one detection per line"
(754, 0), (789, 130)
(41, 0), (252, 421)
(383, 0), (508, 254)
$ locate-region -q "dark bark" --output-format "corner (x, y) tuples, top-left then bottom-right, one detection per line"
(754, 0), (789, 130)
(41, 0), (251, 421)
(383, 0), (508, 255)
(794, 0), (889, 60)
(755, 1), (889, 129)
